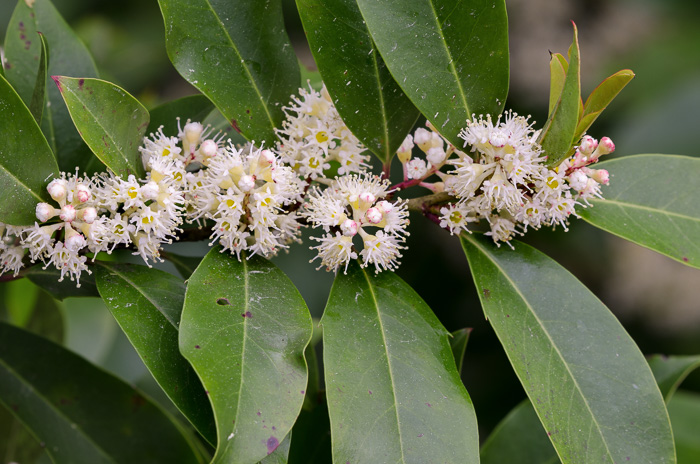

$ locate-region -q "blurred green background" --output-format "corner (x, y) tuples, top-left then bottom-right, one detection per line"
(1, 0), (699, 460)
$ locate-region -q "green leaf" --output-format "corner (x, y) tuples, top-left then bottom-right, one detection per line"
(648, 355), (700, 403)
(540, 24), (581, 167)
(322, 261), (479, 463)
(481, 399), (559, 464)
(5, 278), (39, 327)
(355, 0), (509, 148)
(4, 0), (102, 174)
(580, 154), (700, 269)
(461, 234), (675, 463)
(668, 391), (700, 463)
(180, 249), (312, 463)
(0, 322), (203, 464)
(28, 32), (49, 125)
(157, 0), (300, 144)
(449, 327), (471, 375)
(23, 263), (100, 300)
(0, 73), (59, 226)
(53, 76), (148, 178)
(548, 53), (568, 117)
(94, 261), (216, 445)
(302, 321), (322, 412)
(288, 399), (332, 464)
(296, 0), (420, 163)
(259, 433), (291, 464)
(574, 69), (635, 141)
(147, 94), (214, 136)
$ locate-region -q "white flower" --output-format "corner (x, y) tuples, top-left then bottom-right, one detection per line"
(406, 159), (429, 180)
(439, 204), (474, 235)
(46, 242), (90, 286)
(303, 173), (408, 273)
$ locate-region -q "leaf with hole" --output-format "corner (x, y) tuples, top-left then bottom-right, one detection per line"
(461, 234), (675, 463)
(54, 76), (148, 178)
(355, 0), (509, 148)
(95, 261), (216, 445)
(180, 249), (312, 463)
(581, 154), (700, 269)
(322, 261), (479, 463)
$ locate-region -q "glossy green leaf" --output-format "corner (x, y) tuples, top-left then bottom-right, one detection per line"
(302, 321), (322, 412)
(581, 154), (700, 269)
(540, 24), (581, 167)
(0, 73), (59, 226)
(54, 76), (148, 178)
(574, 69), (635, 141)
(157, 0), (300, 144)
(147, 94), (215, 136)
(94, 261), (216, 445)
(481, 399), (559, 464)
(548, 53), (567, 117)
(4, 0), (102, 174)
(23, 263), (100, 300)
(28, 32), (48, 125)
(461, 234), (675, 463)
(668, 391), (700, 463)
(449, 327), (471, 375)
(288, 400), (332, 464)
(260, 433), (291, 464)
(355, 0), (508, 148)
(297, 0), (419, 163)
(180, 249), (312, 463)
(322, 261), (479, 463)
(0, 322), (203, 464)
(648, 355), (700, 403)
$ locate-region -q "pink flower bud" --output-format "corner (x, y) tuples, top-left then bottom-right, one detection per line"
(426, 147), (446, 165)
(59, 204), (76, 222)
(489, 130), (508, 148)
(578, 135), (598, 155)
(200, 140), (218, 158)
(36, 202), (55, 222)
(259, 149), (275, 165)
(376, 200), (393, 214)
(397, 134), (414, 154)
(365, 207), (383, 224)
(591, 169), (610, 185)
(340, 219), (358, 236)
(65, 232), (86, 252)
(591, 137), (615, 161)
(359, 192), (376, 205)
(81, 207), (98, 224)
(47, 179), (67, 202)
(76, 184), (91, 203)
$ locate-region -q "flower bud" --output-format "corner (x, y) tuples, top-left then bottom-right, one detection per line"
(238, 175), (256, 192)
(414, 128), (432, 152)
(47, 179), (67, 202)
(365, 207), (383, 224)
(590, 169), (610, 185)
(76, 184), (91, 203)
(183, 121), (204, 144)
(259, 149), (275, 165)
(489, 130), (508, 148)
(36, 202), (55, 222)
(591, 137), (615, 161)
(80, 207), (98, 224)
(567, 170), (588, 191)
(376, 200), (393, 214)
(426, 147), (446, 165)
(59, 204), (76, 223)
(359, 192), (376, 205)
(340, 219), (358, 236)
(141, 181), (159, 200)
(199, 139), (218, 159)
(578, 135), (598, 155)
(397, 134), (414, 163)
(65, 231), (87, 252)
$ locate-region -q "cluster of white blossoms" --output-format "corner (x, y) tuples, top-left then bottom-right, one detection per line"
(398, 112), (614, 246)
(277, 84), (370, 179)
(303, 174), (409, 273)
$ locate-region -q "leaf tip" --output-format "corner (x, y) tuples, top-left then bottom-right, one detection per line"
(51, 75), (63, 92)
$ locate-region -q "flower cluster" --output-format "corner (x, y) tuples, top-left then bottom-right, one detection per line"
(398, 112), (614, 246)
(189, 142), (303, 258)
(0, 223), (25, 277)
(277, 84), (369, 179)
(303, 173), (409, 273)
